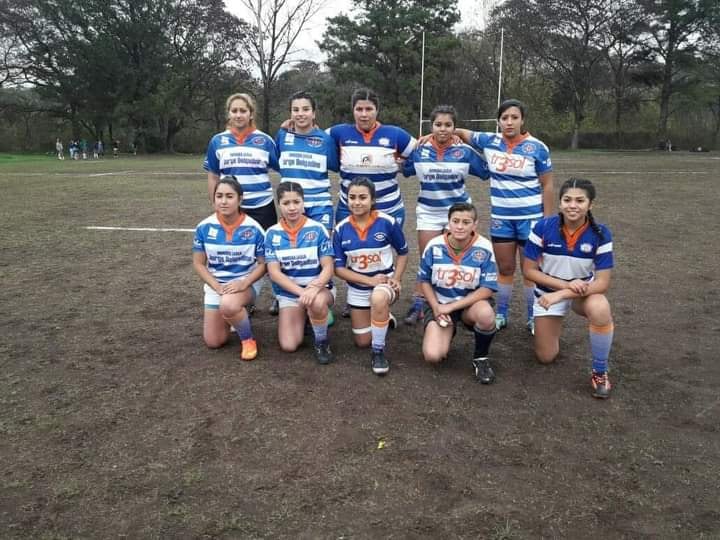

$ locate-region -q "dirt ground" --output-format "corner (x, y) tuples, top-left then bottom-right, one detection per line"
(1, 151), (719, 539)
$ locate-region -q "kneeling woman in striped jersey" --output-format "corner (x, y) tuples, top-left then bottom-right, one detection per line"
(264, 182), (336, 365)
(522, 178), (615, 399)
(333, 178), (409, 376)
(419, 203), (499, 384)
(192, 178), (267, 360)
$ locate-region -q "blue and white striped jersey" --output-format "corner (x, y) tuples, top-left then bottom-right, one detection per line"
(524, 215), (613, 295)
(327, 123), (416, 216)
(264, 217), (334, 300)
(203, 128), (279, 209)
(275, 127), (339, 210)
(403, 139), (489, 211)
(193, 213), (266, 283)
(469, 132), (552, 220)
(418, 233), (498, 304)
(333, 211), (408, 294)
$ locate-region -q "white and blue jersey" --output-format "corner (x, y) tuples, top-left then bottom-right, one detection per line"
(469, 132), (552, 221)
(193, 213), (266, 282)
(333, 211), (408, 301)
(403, 139), (489, 213)
(327, 123), (416, 218)
(418, 233), (498, 304)
(264, 217), (334, 301)
(524, 215), (613, 296)
(203, 128), (279, 209)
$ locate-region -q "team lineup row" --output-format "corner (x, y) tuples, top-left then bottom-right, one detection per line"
(195, 89), (615, 399)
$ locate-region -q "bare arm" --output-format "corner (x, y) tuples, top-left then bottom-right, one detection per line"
(267, 261), (306, 297)
(207, 172), (219, 204)
(454, 128), (473, 145)
(193, 251), (222, 293)
(523, 257), (611, 300)
(539, 171), (555, 217)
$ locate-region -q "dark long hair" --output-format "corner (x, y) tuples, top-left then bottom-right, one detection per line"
(558, 177), (604, 240)
(347, 177), (376, 210)
(276, 181), (304, 203)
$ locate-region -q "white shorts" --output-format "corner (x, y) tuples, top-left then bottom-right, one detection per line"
(278, 287), (336, 310)
(347, 283), (398, 309)
(533, 297), (572, 318)
(416, 206), (448, 231)
(204, 282), (260, 309)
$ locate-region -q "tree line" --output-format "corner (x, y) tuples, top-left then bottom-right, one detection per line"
(1, 0), (718, 153)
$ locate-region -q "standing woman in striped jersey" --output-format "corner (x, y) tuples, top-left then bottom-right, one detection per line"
(455, 99), (554, 334)
(419, 203), (499, 384)
(522, 178), (615, 398)
(264, 182), (336, 365)
(204, 93), (279, 231)
(401, 104), (490, 325)
(192, 178), (267, 361)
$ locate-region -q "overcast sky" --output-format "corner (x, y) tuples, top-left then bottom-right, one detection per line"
(224, 0), (493, 61)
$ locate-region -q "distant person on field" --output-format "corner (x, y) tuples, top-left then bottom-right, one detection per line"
(522, 178), (615, 399)
(97, 140), (104, 158)
(56, 138), (64, 160)
(192, 177), (266, 361)
(113, 140), (119, 158)
(80, 139), (88, 160)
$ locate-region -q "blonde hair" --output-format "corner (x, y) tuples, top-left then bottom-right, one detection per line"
(225, 93), (256, 128)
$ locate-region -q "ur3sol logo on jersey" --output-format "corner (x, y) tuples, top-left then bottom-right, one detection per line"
(491, 153), (527, 172)
(436, 267), (478, 288)
(350, 252), (382, 270)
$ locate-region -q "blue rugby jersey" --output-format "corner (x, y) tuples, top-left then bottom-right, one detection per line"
(264, 217), (334, 301)
(276, 127), (339, 211)
(333, 211), (408, 295)
(203, 128), (279, 209)
(193, 213), (266, 283)
(418, 233), (498, 304)
(468, 132), (552, 220)
(327, 123), (416, 216)
(403, 139), (489, 211)
(524, 215), (613, 296)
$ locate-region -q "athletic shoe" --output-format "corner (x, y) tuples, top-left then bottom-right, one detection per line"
(495, 313), (508, 331)
(591, 371), (612, 399)
(240, 338), (258, 361)
(527, 318), (535, 336)
(269, 299), (279, 316)
(472, 357), (495, 384)
(371, 350), (390, 375)
(404, 305), (423, 325)
(246, 304), (256, 317)
(388, 313), (397, 330)
(327, 310), (335, 327)
(314, 342), (333, 365)
(341, 304), (351, 318)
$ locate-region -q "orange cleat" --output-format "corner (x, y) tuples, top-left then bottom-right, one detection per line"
(240, 338), (258, 361)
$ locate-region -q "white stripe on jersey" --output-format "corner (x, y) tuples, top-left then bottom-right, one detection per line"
(343, 245), (395, 274)
(491, 194), (542, 208)
(492, 178), (541, 191)
(596, 242), (613, 254)
(340, 146), (399, 175)
(279, 152), (328, 172)
(540, 253), (596, 280)
(216, 146), (270, 170)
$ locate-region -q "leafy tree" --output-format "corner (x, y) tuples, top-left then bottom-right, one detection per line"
(320, 0), (460, 130)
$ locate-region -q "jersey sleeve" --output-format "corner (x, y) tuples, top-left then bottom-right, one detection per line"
(390, 219), (409, 255)
(395, 127), (416, 158)
(332, 226), (347, 268)
(319, 226), (334, 258)
(469, 131), (493, 151)
(524, 219), (546, 261)
(417, 244), (433, 283)
(192, 225), (205, 253)
(325, 132), (340, 172)
(478, 251), (498, 292)
(594, 226), (613, 270)
(265, 137), (279, 171)
(203, 137), (220, 174)
(467, 147), (490, 180)
(263, 230), (277, 263)
(535, 143), (553, 175)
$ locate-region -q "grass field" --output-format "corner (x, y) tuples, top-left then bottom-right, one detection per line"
(1, 151), (719, 538)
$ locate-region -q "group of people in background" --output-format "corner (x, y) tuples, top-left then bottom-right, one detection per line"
(194, 89), (616, 399)
(55, 138), (120, 160)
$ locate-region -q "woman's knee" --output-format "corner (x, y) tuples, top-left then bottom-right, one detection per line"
(584, 295), (612, 324)
(353, 333), (371, 348)
(370, 290), (390, 312)
(534, 344), (558, 364)
(204, 335), (227, 349)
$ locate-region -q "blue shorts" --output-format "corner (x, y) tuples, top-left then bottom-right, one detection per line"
(336, 203), (405, 229)
(305, 205), (334, 231)
(490, 218), (538, 243)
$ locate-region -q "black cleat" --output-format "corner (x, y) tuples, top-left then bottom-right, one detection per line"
(472, 357), (495, 384)
(371, 350), (390, 375)
(314, 342), (333, 365)
(269, 298), (279, 316)
(591, 371), (612, 399)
